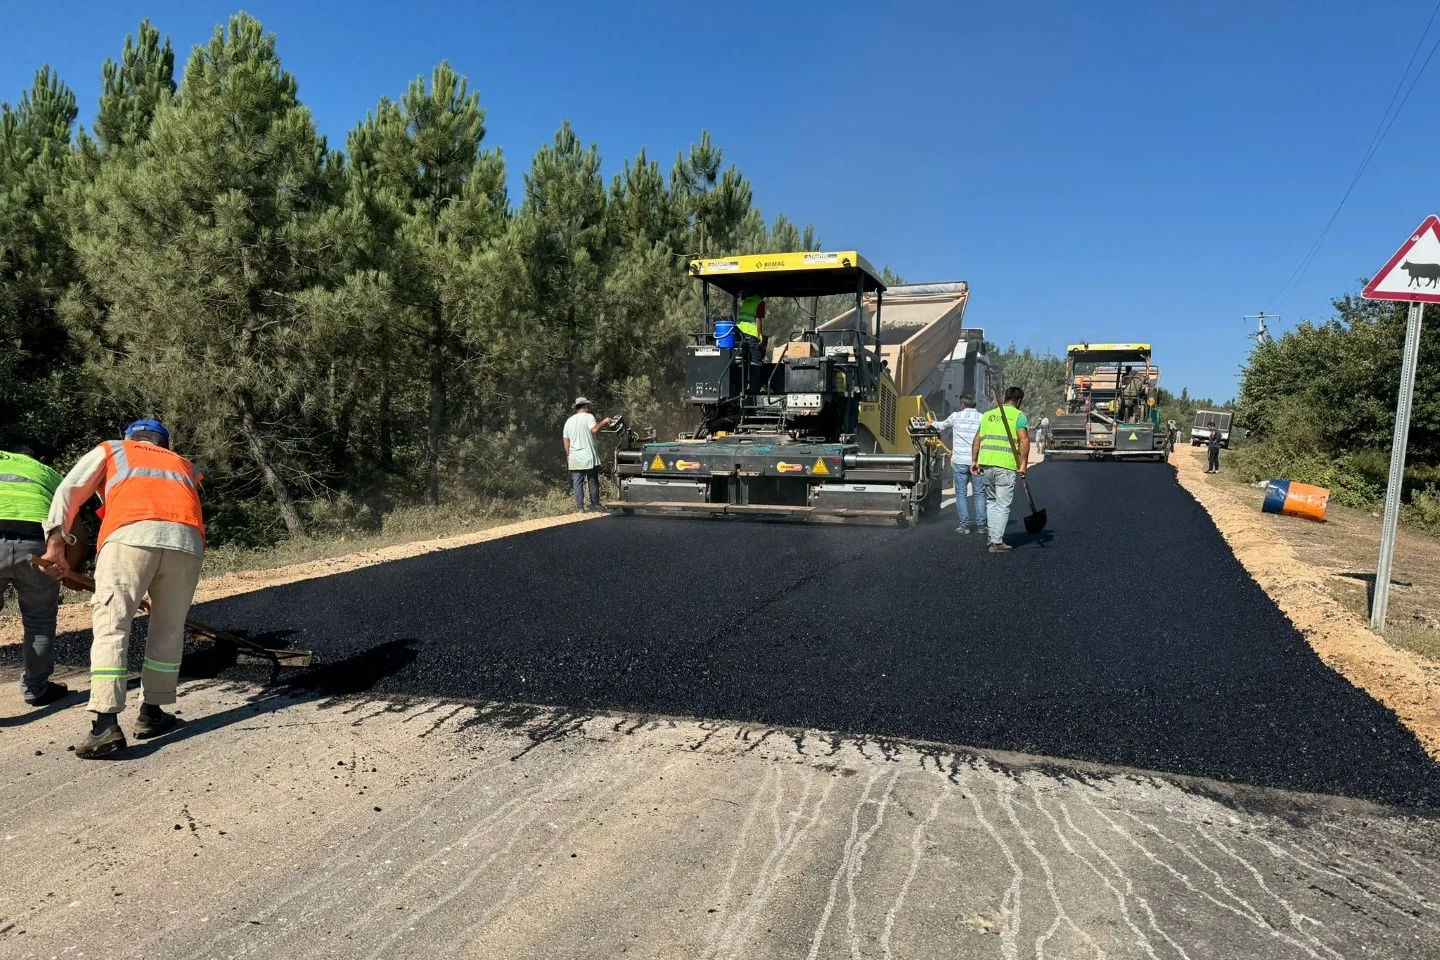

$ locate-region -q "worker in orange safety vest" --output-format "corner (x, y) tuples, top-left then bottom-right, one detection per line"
(39, 419), (205, 758)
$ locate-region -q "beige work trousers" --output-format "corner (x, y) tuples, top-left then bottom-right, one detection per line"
(89, 542), (203, 714)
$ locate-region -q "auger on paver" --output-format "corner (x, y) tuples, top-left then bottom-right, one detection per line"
(29, 556), (314, 668)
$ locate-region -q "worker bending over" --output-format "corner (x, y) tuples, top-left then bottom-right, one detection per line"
(0, 446), (69, 706)
(40, 419), (205, 758)
(971, 387), (1029, 554)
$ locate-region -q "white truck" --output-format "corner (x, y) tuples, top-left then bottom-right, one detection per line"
(930, 329), (996, 417)
(1191, 410), (1232, 448)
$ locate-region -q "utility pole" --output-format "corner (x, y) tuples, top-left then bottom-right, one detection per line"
(1243, 312), (1275, 345)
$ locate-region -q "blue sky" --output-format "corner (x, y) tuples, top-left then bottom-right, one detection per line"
(5, 0), (1437, 402)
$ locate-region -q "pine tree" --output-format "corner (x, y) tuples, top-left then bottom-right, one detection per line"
(70, 14), (342, 535)
(672, 131), (721, 256)
(0, 67), (79, 450)
(94, 20), (175, 151)
(349, 61), (508, 505)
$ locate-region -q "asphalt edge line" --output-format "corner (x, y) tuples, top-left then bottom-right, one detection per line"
(279, 688), (1430, 819)
(189, 511), (603, 605)
(1, 512), (603, 645)
(1171, 450), (1440, 764)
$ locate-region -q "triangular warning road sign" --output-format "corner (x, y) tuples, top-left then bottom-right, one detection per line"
(649, 455), (666, 470)
(1363, 215), (1440, 303)
(812, 458), (829, 475)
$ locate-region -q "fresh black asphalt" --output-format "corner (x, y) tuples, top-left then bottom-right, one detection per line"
(19, 460), (1440, 806)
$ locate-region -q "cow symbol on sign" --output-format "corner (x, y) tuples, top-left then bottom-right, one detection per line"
(1401, 260), (1440, 288)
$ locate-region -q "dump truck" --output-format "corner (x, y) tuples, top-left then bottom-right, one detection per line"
(933, 329), (996, 417)
(1190, 410), (1232, 447)
(1045, 342), (1168, 460)
(606, 252), (968, 524)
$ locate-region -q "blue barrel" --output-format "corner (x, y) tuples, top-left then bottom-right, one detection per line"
(1262, 480), (1290, 514)
(714, 319), (737, 348)
(1261, 479), (1329, 521)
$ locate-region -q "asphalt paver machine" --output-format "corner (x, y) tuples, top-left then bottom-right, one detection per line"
(607, 251), (960, 524)
(1046, 342), (1168, 461)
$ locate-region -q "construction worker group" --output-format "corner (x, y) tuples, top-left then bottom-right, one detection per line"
(928, 387), (1031, 553)
(0, 419), (205, 758)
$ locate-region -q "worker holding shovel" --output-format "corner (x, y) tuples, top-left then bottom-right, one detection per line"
(971, 387), (1031, 554)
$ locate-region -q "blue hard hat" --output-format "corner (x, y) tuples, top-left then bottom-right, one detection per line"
(124, 419), (171, 448)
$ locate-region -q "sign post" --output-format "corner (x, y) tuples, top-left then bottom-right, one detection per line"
(1361, 215), (1440, 631)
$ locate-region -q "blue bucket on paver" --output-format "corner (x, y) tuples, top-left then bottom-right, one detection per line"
(714, 319), (737, 348)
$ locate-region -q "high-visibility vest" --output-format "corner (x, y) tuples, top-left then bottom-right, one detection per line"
(737, 296), (763, 339)
(976, 405), (1025, 470)
(0, 451), (62, 525)
(96, 440), (205, 551)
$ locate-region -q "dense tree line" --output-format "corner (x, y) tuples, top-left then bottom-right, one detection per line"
(1236, 294), (1439, 465)
(1233, 293), (1440, 507)
(0, 15), (835, 545)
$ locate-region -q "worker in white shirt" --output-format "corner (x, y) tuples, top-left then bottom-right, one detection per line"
(562, 397), (612, 512)
(929, 394), (986, 534)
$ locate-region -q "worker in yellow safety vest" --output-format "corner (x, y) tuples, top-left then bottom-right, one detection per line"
(0, 446), (70, 707)
(736, 296), (766, 342)
(969, 386), (1030, 554)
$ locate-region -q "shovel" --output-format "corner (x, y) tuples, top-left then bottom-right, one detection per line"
(29, 556), (313, 668)
(992, 387), (1048, 534)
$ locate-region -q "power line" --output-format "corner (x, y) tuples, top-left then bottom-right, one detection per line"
(1266, 0), (1440, 312)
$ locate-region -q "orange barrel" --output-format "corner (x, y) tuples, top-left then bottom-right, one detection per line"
(1261, 479), (1329, 522)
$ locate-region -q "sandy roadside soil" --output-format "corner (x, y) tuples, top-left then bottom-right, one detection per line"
(1171, 447), (1440, 761)
(0, 512), (600, 646)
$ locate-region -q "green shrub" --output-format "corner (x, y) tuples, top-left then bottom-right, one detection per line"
(204, 497), (287, 549)
(1404, 486), (1440, 534)
(1234, 443), (1381, 508)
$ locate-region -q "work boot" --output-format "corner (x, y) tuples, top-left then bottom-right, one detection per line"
(75, 714), (127, 759)
(133, 704), (178, 740)
(988, 542), (1013, 554)
(24, 680), (69, 707)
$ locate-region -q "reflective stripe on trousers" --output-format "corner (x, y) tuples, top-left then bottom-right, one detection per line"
(87, 541), (202, 714)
